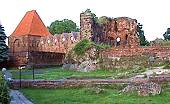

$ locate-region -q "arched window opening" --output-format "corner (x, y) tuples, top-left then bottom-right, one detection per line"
(13, 39), (20, 53)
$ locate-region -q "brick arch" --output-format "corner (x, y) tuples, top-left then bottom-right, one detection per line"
(13, 39), (21, 53)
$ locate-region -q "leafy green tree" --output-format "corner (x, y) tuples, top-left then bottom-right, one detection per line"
(48, 19), (79, 35)
(163, 28), (170, 40)
(0, 24), (8, 63)
(137, 23), (149, 46)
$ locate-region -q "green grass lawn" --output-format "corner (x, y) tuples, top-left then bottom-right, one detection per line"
(21, 86), (170, 104)
(10, 66), (170, 104)
(10, 67), (147, 80)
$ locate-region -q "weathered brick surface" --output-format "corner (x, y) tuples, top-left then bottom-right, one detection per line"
(80, 13), (93, 40)
(80, 13), (170, 69)
(99, 46), (170, 69)
(81, 13), (139, 47)
(101, 46), (170, 58)
(9, 32), (81, 67)
(8, 10), (170, 68)
(106, 17), (139, 48)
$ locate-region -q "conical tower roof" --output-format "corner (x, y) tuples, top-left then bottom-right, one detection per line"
(11, 10), (51, 37)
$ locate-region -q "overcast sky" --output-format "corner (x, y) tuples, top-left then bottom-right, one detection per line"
(0, 0), (170, 41)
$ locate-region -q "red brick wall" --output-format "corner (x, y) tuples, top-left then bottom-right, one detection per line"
(100, 46), (170, 69)
(80, 13), (139, 47)
(8, 32), (81, 67)
(101, 46), (170, 58)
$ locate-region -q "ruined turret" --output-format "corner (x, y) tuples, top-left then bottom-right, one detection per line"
(80, 12), (94, 40)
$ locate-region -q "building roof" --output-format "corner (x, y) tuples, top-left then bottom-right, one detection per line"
(11, 10), (51, 37)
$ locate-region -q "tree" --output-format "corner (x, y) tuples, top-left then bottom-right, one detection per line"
(48, 19), (79, 35)
(0, 24), (8, 63)
(137, 23), (149, 46)
(163, 28), (170, 40)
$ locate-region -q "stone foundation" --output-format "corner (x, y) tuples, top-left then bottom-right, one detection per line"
(10, 75), (170, 89)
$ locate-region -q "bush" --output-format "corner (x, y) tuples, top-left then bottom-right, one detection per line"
(74, 39), (111, 56)
(0, 75), (10, 104)
(73, 39), (92, 56)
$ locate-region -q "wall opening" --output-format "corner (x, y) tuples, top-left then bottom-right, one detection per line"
(116, 37), (120, 46)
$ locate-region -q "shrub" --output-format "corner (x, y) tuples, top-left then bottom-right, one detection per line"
(0, 75), (10, 104)
(73, 39), (92, 56)
(74, 39), (111, 56)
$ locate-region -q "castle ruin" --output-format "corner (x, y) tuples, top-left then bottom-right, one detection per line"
(8, 10), (170, 68)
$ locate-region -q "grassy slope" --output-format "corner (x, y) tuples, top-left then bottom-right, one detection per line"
(21, 87), (170, 104)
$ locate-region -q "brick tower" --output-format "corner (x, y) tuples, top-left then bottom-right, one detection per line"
(80, 12), (94, 40)
(9, 10), (65, 67)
